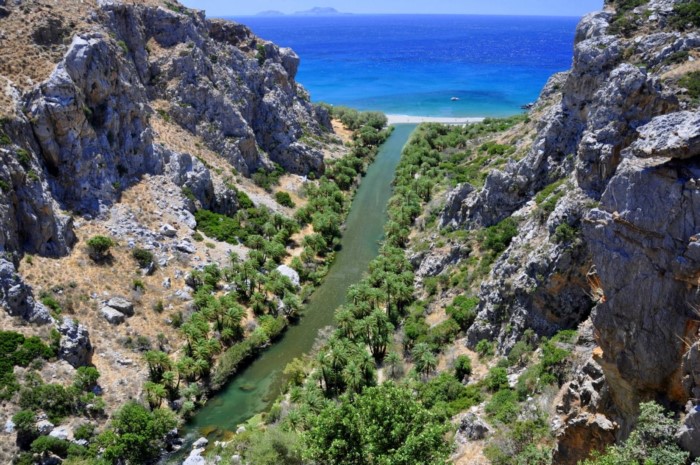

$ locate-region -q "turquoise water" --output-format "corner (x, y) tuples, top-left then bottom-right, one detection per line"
(230, 15), (579, 117)
(184, 125), (417, 440)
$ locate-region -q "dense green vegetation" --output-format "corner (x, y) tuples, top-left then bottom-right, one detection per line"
(680, 71), (700, 102)
(1, 331), (54, 401)
(671, 0), (700, 31)
(581, 402), (689, 465)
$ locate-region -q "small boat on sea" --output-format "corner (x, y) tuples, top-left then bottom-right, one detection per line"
(451, 97), (460, 101)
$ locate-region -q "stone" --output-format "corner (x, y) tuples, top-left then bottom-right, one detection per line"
(106, 297), (134, 316)
(176, 240), (196, 254)
(183, 452), (205, 465)
(0, 259), (52, 324)
(57, 318), (93, 368)
(275, 264), (300, 287)
(4, 419), (14, 433)
(49, 426), (69, 440)
(624, 111), (700, 160)
(160, 223), (177, 237)
(458, 413), (490, 441)
(678, 405), (700, 459)
(583, 155), (700, 416)
(236, 425), (246, 434)
(192, 437), (209, 449)
(163, 277), (172, 289)
(101, 307), (125, 325)
(36, 420), (54, 435)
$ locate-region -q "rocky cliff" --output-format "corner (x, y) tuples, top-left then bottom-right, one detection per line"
(433, 0), (700, 460)
(0, 0), (330, 322)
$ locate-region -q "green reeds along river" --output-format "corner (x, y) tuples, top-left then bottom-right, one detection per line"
(184, 123), (417, 441)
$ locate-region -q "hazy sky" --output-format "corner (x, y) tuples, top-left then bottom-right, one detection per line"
(179, 0), (604, 17)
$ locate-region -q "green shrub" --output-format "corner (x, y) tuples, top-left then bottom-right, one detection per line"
(131, 248), (154, 268)
(485, 388), (519, 423)
(554, 222), (578, 243)
(41, 296), (62, 314)
(671, 0), (700, 30)
(481, 217), (519, 254)
(581, 402), (689, 465)
(485, 366), (509, 392)
(680, 71), (700, 100)
(274, 191), (295, 208)
(475, 339), (495, 358)
(0, 131), (11, 145)
(0, 179), (9, 192)
(73, 423), (96, 441)
(446, 295), (479, 330)
(257, 44), (267, 66)
(74, 366), (100, 391)
(16, 149), (31, 167)
(86, 235), (114, 261)
(31, 435), (70, 457)
(454, 355), (472, 381)
(98, 402), (177, 464)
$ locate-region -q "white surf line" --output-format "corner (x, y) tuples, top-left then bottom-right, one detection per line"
(386, 114), (486, 125)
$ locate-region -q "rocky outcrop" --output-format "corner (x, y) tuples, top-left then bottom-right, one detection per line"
(583, 151), (700, 416)
(0, 0), (329, 263)
(678, 405), (700, 459)
(465, 188), (593, 353)
(57, 318), (93, 368)
(0, 258), (52, 324)
(624, 111), (700, 160)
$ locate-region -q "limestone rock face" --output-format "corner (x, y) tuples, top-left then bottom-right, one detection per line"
(624, 111), (700, 160)
(27, 33), (160, 215)
(583, 154), (700, 416)
(57, 318), (93, 368)
(0, 258), (52, 324)
(678, 405), (700, 459)
(0, 0), (329, 264)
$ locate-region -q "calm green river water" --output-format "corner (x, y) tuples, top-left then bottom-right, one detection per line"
(183, 124), (417, 441)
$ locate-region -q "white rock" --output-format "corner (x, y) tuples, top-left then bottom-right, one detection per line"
(100, 306), (125, 325)
(275, 264), (300, 287)
(36, 420), (54, 435)
(192, 437), (209, 449)
(49, 426), (69, 440)
(160, 224), (177, 237)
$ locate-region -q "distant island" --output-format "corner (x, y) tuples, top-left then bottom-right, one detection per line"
(256, 10), (285, 17)
(255, 7), (352, 17)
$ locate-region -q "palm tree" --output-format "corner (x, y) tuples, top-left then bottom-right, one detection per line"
(385, 351), (403, 379)
(161, 371), (178, 400)
(177, 356), (196, 382)
(144, 381), (167, 409)
(192, 358), (210, 380)
(366, 309), (393, 361)
(343, 361), (364, 395)
(335, 307), (356, 338)
(143, 351), (172, 382)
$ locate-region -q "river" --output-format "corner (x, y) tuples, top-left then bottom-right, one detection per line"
(182, 123), (417, 442)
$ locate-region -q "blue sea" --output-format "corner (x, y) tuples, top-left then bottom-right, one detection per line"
(229, 15), (579, 117)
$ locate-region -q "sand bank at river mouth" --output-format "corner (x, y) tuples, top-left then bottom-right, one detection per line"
(386, 114), (486, 124)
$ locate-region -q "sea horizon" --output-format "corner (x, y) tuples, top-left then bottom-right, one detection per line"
(225, 14), (579, 118)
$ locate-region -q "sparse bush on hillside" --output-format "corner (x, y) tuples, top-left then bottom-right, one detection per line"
(275, 191), (295, 208)
(86, 235), (114, 261)
(131, 248), (154, 268)
(671, 0), (700, 30)
(680, 71), (700, 101)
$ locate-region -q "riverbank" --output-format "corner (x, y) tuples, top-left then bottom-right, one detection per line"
(386, 114), (485, 125)
(179, 124), (418, 446)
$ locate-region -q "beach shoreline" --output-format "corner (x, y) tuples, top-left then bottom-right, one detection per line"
(386, 114), (486, 125)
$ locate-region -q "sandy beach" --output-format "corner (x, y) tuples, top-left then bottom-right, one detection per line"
(386, 114), (486, 125)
